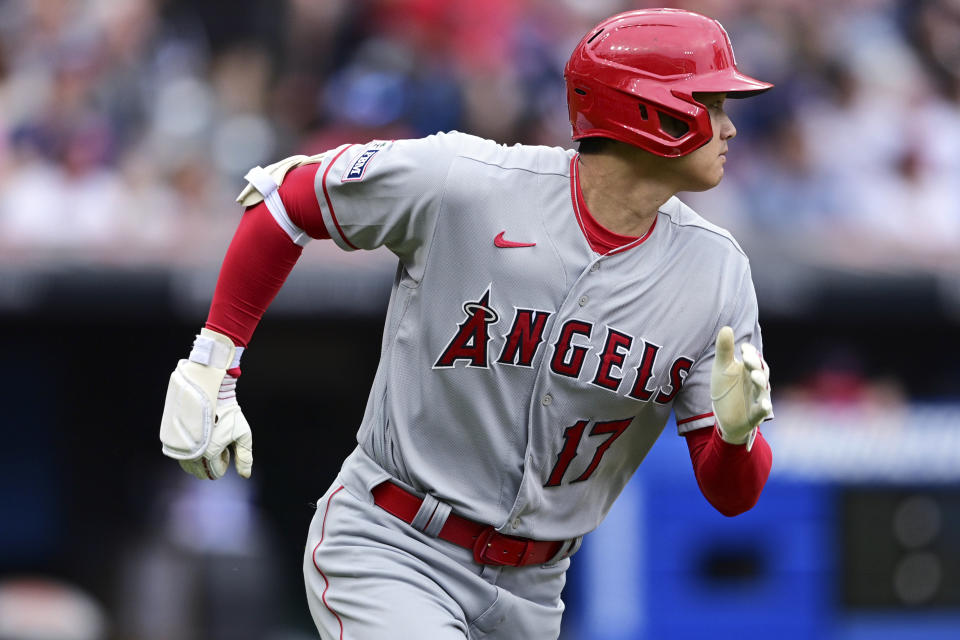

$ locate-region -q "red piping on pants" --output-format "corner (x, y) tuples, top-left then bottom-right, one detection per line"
(312, 485), (346, 639)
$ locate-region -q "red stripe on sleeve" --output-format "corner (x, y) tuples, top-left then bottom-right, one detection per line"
(205, 201), (303, 347)
(677, 411), (714, 425)
(321, 145), (360, 249)
(684, 425), (772, 517)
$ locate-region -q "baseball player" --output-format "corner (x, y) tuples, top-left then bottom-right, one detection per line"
(159, 9), (774, 639)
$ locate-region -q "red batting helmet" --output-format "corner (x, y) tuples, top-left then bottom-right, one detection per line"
(565, 8), (773, 157)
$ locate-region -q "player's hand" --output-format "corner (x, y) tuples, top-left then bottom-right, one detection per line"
(159, 328), (253, 479)
(710, 326), (772, 451)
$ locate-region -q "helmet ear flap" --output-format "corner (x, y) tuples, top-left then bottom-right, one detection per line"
(640, 93), (713, 156)
(569, 82), (714, 157)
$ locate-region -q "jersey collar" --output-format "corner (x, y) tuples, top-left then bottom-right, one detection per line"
(569, 154), (657, 256)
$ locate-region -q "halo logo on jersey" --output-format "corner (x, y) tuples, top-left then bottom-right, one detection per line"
(433, 287), (500, 369)
(343, 149), (380, 182)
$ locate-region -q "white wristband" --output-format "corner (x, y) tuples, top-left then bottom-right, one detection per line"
(188, 334), (238, 369)
(231, 346), (244, 369)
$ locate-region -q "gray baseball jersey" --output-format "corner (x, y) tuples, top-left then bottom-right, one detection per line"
(289, 131), (761, 541)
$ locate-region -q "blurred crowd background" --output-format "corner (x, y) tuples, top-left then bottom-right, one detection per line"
(1, 0), (959, 268)
(1, 0), (959, 639)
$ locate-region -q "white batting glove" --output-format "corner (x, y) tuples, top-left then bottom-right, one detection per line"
(710, 326), (773, 451)
(159, 328), (253, 479)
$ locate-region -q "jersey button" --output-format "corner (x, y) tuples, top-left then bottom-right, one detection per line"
(578, 295), (589, 307)
(590, 263), (600, 273)
(511, 518), (520, 530)
(541, 394), (552, 406)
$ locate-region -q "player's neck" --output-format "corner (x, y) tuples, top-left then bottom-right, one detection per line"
(576, 150), (680, 237)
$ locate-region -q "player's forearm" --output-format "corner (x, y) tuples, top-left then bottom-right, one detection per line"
(205, 201), (303, 347)
(684, 425), (772, 517)
(206, 164), (329, 347)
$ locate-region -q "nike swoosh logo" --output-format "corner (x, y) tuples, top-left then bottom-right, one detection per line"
(494, 231), (536, 248)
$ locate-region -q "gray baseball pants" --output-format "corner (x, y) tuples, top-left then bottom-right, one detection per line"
(303, 447), (569, 639)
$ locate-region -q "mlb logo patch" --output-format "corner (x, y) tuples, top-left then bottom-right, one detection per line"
(342, 148), (380, 182)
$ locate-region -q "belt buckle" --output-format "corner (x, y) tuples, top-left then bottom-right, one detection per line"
(472, 527), (529, 567)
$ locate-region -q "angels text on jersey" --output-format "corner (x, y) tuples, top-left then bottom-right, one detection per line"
(433, 285), (694, 407)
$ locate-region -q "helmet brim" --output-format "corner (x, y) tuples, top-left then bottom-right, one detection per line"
(696, 71), (774, 99)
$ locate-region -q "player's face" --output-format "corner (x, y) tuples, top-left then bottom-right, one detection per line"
(671, 92), (737, 192)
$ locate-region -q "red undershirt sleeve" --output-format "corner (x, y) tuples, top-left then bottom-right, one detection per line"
(204, 164), (329, 348)
(278, 163), (330, 241)
(684, 425), (772, 517)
